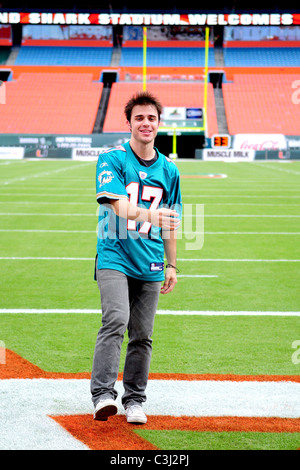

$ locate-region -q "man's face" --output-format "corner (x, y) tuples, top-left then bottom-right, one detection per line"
(127, 104), (160, 145)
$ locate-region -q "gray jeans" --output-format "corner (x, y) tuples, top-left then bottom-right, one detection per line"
(91, 268), (161, 408)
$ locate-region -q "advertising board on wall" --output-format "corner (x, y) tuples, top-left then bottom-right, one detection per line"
(233, 134), (287, 151)
(0, 147), (24, 159)
(72, 148), (107, 160)
(202, 149), (255, 161)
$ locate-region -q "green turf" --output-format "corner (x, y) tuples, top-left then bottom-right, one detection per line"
(0, 313), (298, 375)
(1, 160), (299, 311)
(135, 429), (300, 450)
(0, 159), (299, 450)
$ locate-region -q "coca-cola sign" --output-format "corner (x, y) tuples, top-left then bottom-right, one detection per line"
(234, 134), (287, 151)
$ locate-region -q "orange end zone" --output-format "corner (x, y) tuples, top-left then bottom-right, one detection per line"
(1, 350), (300, 450)
(51, 414), (300, 451)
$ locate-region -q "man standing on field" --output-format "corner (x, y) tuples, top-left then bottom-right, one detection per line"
(91, 91), (182, 425)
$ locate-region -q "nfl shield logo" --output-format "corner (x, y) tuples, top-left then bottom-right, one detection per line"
(139, 171), (147, 180)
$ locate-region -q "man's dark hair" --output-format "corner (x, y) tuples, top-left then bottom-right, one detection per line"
(124, 90), (163, 122)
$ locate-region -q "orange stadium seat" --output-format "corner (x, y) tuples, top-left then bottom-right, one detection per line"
(223, 74), (300, 135)
(0, 73), (103, 134)
(102, 82), (218, 137)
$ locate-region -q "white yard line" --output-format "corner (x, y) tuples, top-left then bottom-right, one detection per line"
(1, 229), (300, 235)
(0, 257), (299, 262)
(0, 193), (94, 197)
(0, 309), (299, 316)
(1, 202), (300, 207)
(183, 195), (300, 198)
(178, 258), (300, 262)
(253, 161), (300, 176)
(1, 213), (300, 218)
(1, 194), (300, 198)
(195, 232), (300, 235)
(0, 213), (96, 216)
(203, 215), (300, 218)
(0, 257), (94, 260)
(0, 201), (95, 205)
(183, 185), (300, 189)
(203, 203), (300, 206)
(0, 229), (97, 233)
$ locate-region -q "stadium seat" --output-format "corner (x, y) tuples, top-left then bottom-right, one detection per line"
(223, 47), (300, 67)
(120, 47), (215, 67)
(102, 82), (218, 137)
(0, 73), (103, 134)
(14, 46), (113, 66)
(222, 74), (300, 134)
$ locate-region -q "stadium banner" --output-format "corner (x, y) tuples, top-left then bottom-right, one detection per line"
(0, 133), (131, 149)
(1, 134), (300, 160)
(233, 134), (287, 151)
(23, 148), (72, 159)
(162, 107), (203, 121)
(0, 147), (24, 159)
(0, 12), (298, 26)
(202, 149), (255, 161)
(72, 148), (107, 161)
(159, 107), (204, 135)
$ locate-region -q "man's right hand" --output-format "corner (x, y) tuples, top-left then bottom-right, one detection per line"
(149, 208), (180, 230)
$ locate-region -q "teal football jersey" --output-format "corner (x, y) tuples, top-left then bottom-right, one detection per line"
(96, 140), (182, 281)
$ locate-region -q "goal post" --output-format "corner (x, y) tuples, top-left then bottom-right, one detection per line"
(142, 25), (210, 158)
(203, 26), (209, 136)
(143, 26), (147, 91)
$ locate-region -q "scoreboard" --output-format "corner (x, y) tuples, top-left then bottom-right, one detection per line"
(211, 134), (231, 149)
(158, 107), (204, 135)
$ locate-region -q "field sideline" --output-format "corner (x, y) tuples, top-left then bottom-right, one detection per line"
(0, 159), (299, 450)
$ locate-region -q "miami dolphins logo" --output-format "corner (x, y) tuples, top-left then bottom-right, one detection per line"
(98, 170), (114, 187)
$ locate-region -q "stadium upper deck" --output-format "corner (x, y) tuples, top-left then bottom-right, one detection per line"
(0, 22), (300, 137)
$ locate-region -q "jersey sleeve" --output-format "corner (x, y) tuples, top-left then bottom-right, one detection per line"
(167, 167), (182, 221)
(96, 148), (129, 204)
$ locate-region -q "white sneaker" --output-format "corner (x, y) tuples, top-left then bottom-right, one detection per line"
(94, 398), (118, 421)
(125, 405), (147, 424)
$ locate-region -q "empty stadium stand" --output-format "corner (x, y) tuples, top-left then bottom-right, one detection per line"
(223, 47), (300, 67)
(14, 46), (113, 66)
(0, 73), (103, 134)
(102, 81), (218, 137)
(2, 23), (300, 141)
(222, 74), (300, 135)
(120, 46), (215, 67)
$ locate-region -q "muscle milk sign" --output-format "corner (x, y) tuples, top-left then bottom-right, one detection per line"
(203, 149), (255, 161)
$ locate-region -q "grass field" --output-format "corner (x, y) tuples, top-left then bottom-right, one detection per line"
(0, 158), (299, 450)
